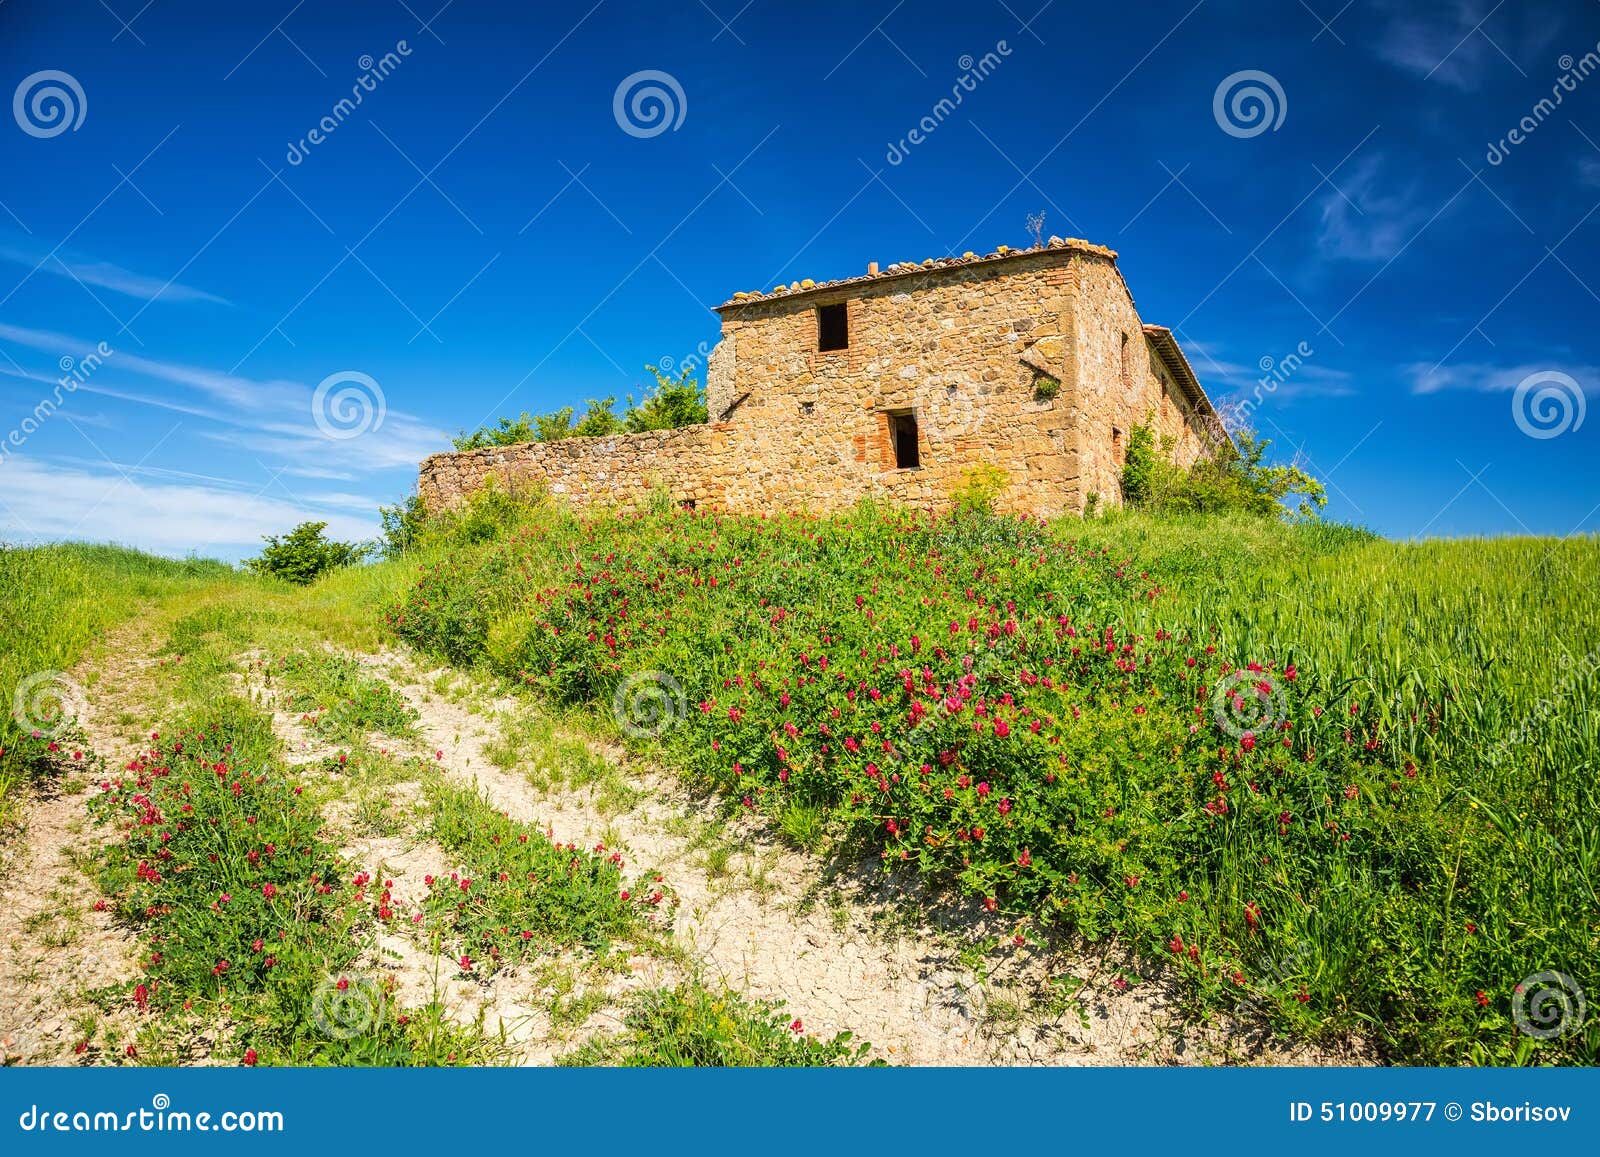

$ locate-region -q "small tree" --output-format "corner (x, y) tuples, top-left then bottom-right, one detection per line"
(453, 412), (539, 450)
(245, 521), (366, 585)
(572, 397), (622, 437)
(624, 364), (708, 432)
(1120, 422), (1325, 519)
(378, 494), (428, 557)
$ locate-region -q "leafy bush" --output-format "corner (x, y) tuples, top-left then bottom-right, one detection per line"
(951, 465), (1009, 516)
(561, 982), (876, 1066)
(378, 493), (428, 557)
(245, 521), (367, 585)
(452, 366), (707, 450)
(1122, 423), (1326, 518)
(622, 364), (708, 431)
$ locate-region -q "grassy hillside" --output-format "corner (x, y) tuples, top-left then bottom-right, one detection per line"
(0, 545), (232, 825)
(3, 506), (1595, 1065)
(386, 499), (1600, 1064)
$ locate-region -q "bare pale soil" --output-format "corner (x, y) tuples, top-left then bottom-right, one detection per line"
(0, 624), (1372, 1067)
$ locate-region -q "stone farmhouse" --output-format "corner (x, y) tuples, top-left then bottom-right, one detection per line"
(418, 237), (1225, 517)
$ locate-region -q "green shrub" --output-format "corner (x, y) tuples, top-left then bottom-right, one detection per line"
(560, 981), (876, 1066)
(623, 364), (708, 432)
(1122, 423), (1326, 519)
(951, 465), (1009, 516)
(378, 493), (428, 557)
(452, 366), (707, 451)
(245, 521), (367, 585)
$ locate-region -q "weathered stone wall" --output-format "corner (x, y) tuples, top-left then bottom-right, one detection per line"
(1069, 257), (1217, 507)
(418, 425), (733, 511)
(417, 244), (1224, 518)
(709, 248), (1079, 516)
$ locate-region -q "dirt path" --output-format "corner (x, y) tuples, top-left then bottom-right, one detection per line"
(0, 618), (163, 1066)
(2, 623), (1372, 1067)
(345, 649), (1369, 1067)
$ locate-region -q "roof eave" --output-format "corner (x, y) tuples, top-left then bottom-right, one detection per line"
(713, 239), (1117, 313)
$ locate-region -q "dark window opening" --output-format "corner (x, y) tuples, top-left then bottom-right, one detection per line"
(1112, 425), (1124, 464)
(818, 302), (849, 351)
(889, 411), (920, 469)
(800, 400), (815, 416)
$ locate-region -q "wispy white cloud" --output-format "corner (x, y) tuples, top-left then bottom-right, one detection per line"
(0, 244), (228, 306)
(1315, 156), (1430, 263)
(0, 455), (378, 560)
(0, 320), (448, 473)
(1579, 155), (1600, 190)
(1372, 0), (1565, 91)
(1178, 340), (1355, 402)
(1406, 360), (1599, 394)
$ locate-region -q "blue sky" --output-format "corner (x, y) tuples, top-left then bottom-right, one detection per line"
(1, 0), (1597, 558)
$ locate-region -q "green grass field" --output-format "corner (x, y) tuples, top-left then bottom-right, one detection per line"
(3, 506), (1595, 1065)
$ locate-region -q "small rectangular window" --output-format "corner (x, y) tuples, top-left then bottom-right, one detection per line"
(1112, 425), (1124, 464)
(889, 411), (920, 469)
(818, 302), (849, 351)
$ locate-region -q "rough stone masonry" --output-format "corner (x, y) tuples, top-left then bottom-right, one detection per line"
(418, 237), (1226, 517)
